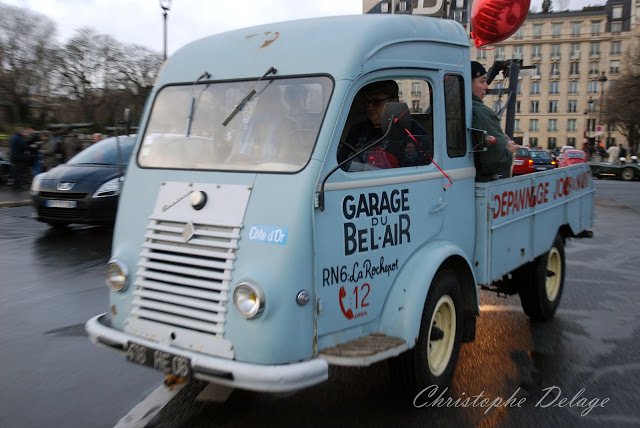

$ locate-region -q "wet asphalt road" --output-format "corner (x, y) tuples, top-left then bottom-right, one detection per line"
(0, 212), (159, 428)
(0, 179), (639, 428)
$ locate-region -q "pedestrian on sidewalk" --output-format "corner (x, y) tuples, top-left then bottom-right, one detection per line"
(607, 144), (620, 164)
(39, 131), (59, 172)
(9, 127), (28, 190)
(62, 129), (82, 163)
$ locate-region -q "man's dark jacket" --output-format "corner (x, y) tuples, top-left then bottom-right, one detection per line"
(9, 133), (28, 162)
(338, 119), (428, 165)
(472, 94), (513, 179)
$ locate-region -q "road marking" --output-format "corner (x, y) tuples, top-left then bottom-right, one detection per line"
(114, 383), (185, 428)
(479, 304), (585, 315)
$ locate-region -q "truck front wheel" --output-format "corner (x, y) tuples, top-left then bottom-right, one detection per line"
(389, 268), (463, 394)
(518, 235), (565, 321)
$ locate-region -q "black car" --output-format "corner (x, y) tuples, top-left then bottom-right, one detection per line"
(589, 161), (640, 181)
(31, 135), (136, 227)
(529, 149), (557, 172)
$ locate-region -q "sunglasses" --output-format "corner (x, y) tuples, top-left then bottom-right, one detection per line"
(365, 96), (394, 107)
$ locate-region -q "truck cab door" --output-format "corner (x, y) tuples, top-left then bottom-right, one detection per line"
(313, 77), (447, 339)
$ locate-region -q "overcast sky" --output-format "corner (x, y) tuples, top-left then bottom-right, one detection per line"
(3, 0), (604, 56)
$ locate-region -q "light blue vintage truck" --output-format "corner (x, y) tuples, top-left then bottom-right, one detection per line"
(86, 14), (594, 395)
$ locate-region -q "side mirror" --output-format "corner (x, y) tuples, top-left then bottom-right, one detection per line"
(381, 102), (411, 139)
(468, 127), (500, 152)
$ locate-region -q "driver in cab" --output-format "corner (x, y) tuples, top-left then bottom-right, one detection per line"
(338, 80), (426, 170)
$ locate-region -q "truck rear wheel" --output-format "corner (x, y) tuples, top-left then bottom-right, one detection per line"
(389, 268), (463, 394)
(518, 235), (565, 321)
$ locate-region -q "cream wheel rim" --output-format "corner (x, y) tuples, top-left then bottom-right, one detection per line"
(428, 295), (456, 377)
(546, 247), (562, 301)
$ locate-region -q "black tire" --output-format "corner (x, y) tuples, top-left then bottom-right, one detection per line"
(621, 167), (635, 181)
(518, 235), (565, 321)
(389, 268), (463, 394)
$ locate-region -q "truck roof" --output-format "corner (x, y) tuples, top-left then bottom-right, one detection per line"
(158, 14), (470, 85)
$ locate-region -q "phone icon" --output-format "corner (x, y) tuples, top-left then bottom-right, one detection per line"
(339, 286), (354, 320)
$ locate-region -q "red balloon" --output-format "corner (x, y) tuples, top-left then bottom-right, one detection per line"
(471, 0), (531, 48)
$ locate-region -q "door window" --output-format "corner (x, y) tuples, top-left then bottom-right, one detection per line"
(337, 78), (433, 171)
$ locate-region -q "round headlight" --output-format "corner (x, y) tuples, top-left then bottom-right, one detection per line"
(105, 258), (130, 291)
(234, 282), (265, 319)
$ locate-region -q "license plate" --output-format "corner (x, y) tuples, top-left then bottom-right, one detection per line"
(535, 166), (546, 170)
(514, 160), (523, 165)
(45, 200), (77, 208)
(126, 342), (193, 380)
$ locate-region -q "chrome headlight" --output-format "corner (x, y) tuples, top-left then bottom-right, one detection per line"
(93, 176), (123, 198)
(234, 282), (265, 319)
(105, 258), (130, 291)
(30, 173), (45, 194)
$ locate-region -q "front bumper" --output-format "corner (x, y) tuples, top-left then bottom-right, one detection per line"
(32, 193), (118, 224)
(85, 313), (328, 392)
(534, 165), (556, 171)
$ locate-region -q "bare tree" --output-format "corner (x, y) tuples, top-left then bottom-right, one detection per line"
(603, 50), (640, 155)
(57, 28), (123, 123)
(54, 28), (163, 129)
(1, 5), (164, 132)
(113, 44), (164, 117)
(0, 3), (60, 126)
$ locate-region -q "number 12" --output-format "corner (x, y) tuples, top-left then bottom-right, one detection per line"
(352, 283), (370, 309)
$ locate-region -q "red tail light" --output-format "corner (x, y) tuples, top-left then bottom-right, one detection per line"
(528, 159), (533, 165)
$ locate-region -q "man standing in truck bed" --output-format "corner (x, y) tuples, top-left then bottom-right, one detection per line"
(471, 61), (519, 181)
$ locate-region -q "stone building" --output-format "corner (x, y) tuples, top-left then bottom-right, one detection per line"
(363, 0), (636, 151)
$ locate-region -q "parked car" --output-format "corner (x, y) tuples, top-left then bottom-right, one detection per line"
(30, 135), (136, 227)
(529, 149), (557, 172)
(589, 161), (640, 181)
(0, 150), (11, 185)
(557, 149), (587, 168)
(560, 145), (575, 153)
(512, 147), (534, 176)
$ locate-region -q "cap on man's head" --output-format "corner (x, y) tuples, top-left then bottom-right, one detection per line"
(471, 61), (487, 78)
(363, 80), (399, 98)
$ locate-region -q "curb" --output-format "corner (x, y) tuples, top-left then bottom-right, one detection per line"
(0, 199), (31, 209)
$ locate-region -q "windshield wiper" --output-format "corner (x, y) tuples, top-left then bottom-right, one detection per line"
(222, 66), (277, 127)
(185, 71), (211, 137)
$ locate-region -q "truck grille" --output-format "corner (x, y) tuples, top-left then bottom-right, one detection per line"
(131, 216), (240, 337)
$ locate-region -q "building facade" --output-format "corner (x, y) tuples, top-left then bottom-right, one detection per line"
(364, 0), (637, 151)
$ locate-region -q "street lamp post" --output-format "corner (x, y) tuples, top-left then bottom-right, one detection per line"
(598, 71), (607, 146)
(159, 0), (172, 61)
(584, 97), (594, 159)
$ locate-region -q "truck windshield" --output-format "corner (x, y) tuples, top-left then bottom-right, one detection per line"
(138, 76), (332, 172)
